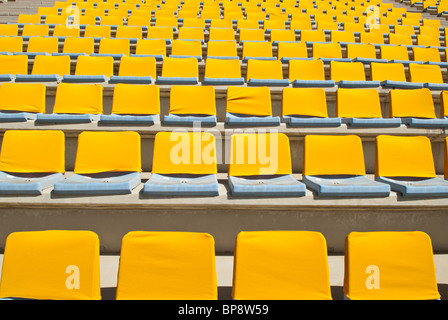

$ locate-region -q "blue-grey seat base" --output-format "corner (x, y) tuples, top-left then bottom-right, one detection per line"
(62, 75), (109, 83)
(401, 117), (448, 128)
(303, 175), (391, 197)
(336, 80), (380, 88)
(292, 79), (335, 87)
(424, 61), (448, 67)
(53, 172), (141, 196)
(52, 52), (88, 58)
(352, 57), (388, 64)
(242, 56), (277, 63)
(423, 83), (448, 90)
(36, 113), (100, 123)
(247, 78), (290, 86)
(202, 77), (245, 85)
(14, 74), (62, 82)
(205, 56), (239, 60)
(229, 175), (306, 197)
(282, 115), (342, 127)
(99, 114), (159, 125)
(319, 58), (352, 63)
(143, 173), (219, 196)
(376, 176), (448, 197)
(380, 80), (424, 89)
(0, 74), (15, 82)
(226, 112), (280, 126)
(90, 53), (125, 60)
(163, 114), (217, 126)
(0, 172), (65, 195)
(130, 54), (164, 61)
(343, 117), (402, 127)
(0, 112), (41, 122)
(156, 76), (199, 84)
(108, 75), (153, 84)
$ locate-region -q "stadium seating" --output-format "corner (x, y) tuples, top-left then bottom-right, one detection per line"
(156, 57), (199, 84)
(246, 59), (289, 86)
(116, 231), (217, 300)
(15, 55), (71, 82)
(62, 55), (114, 83)
(343, 231), (440, 300)
(109, 56), (156, 84)
(143, 131), (219, 196)
(0, 83), (45, 121)
(0, 230), (101, 300)
(203, 58), (245, 85)
(232, 231), (332, 299)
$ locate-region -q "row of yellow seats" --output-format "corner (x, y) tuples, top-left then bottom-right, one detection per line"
(0, 82), (447, 128)
(0, 229), (441, 300)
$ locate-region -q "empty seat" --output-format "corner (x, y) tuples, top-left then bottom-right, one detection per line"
(344, 231), (440, 300)
(242, 41), (275, 62)
(21, 24), (49, 38)
(0, 83), (45, 121)
(146, 26), (174, 44)
(0, 36), (23, 54)
(389, 88), (448, 127)
(94, 38), (130, 59)
(163, 86), (216, 125)
(63, 55), (114, 82)
(277, 42), (308, 62)
(246, 59), (289, 86)
(346, 43), (387, 63)
(109, 56), (156, 84)
(312, 42), (349, 63)
(134, 39), (166, 60)
(370, 62), (423, 89)
(300, 29), (326, 44)
(52, 25), (81, 39)
(281, 88), (341, 127)
(330, 30), (356, 45)
(0, 24), (19, 37)
(408, 63), (448, 90)
(228, 132), (305, 197)
(0, 55), (28, 81)
(169, 39), (202, 60)
(53, 131), (142, 195)
(36, 83), (103, 123)
(21, 36), (59, 57)
(177, 27), (205, 43)
(203, 58), (244, 85)
(376, 135), (448, 197)
(380, 44), (413, 65)
(337, 88), (401, 127)
(330, 61), (380, 88)
(15, 55), (71, 82)
(232, 231), (331, 299)
(225, 86), (280, 126)
(156, 57), (199, 84)
(116, 231), (217, 300)
(115, 25), (143, 41)
(239, 28), (265, 43)
(302, 135), (390, 197)
(143, 132), (219, 196)
(99, 83), (160, 125)
(0, 230), (101, 300)
(83, 25), (111, 39)
(289, 59), (335, 87)
(0, 130), (65, 194)
(60, 37), (95, 57)
(412, 47), (445, 66)
(206, 40), (238, 60)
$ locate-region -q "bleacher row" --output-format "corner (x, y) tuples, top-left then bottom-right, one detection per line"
(0, 229), (441, 300)
(0, 129), (447, 198)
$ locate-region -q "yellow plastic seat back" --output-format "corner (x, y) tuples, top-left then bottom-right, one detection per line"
(206, 40), (237, 57)
(22, 24), (49, 37)
(313, 42), (342, 59)
(53, 83), (103, 115)
(239, 28), (265, 43)
(112, 83), (160, 115)
(169, 85), (216, 115)
(115, 25), (143, 40)
(0, 36), (22, 53)
(229, 133), (292, 176)
(226, 86), (272, 116)
(146, 26), (174, 41)
(161, 57), (198, 78)
(277, 41), (307, 60)
(408, 63), (444, 84)
(242, 41), (273, 59)
(31, 55), (71, 76)
(178, 27), (205, 42)
(0, 24), (19, 37)
(63, 37), (95, 55)
(232, 231), (332, 300)
(375, 135), (436, 178)
(300, 29), (325, 42)
(282, 87), (328, 118)
(0, 130), (65, 173)
(74, 131), (142, 174)
(152, 131), (217, 175)
(246, 59), (284, 80)
(0, 230), (101, 300)
(171, 39), (202, 57)
(204, 58), (241, 79)
(289, 59), (325, 81)
(440, 90), (448, 118)
(98, 38), (130, 56)
(380, 45), (409, 61)
(84, 25), (111, 39)
(116, 231), (217, 300)
(52, 25), (80, 38)
(346, 43), (376, 60)
(118, 56), (156, 78)
(135, 39), (166, 56)
(412, 47), (441, 63)
(303, 135), (366, 176)
(26, 36), (58, 54)
(330, 61), (366, 81)
(343, 231), (440, 300)
(0, 83), (45, 114)
(370, 62), (407, 82)
(336, 88), (383, 118)
(75, 55), (114, 77)
(389, 88), (436, 119)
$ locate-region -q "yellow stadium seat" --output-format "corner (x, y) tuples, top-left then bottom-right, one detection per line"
(330, 30), (356, 43)
(225, 86), (280, 126)
(289, 59), (335, 87)
(116, 231), (217, 299)
(290, 19), (313, 32)
(440, 90), (448, 118)
(417, 34), (441, 47)
(135, 39), (166, 60)
(281, 87), (341, 127)
(146, 26), (174, 43)
(370, 62), (421, 89)
(0, 82), (45, 119)
(344, 231), (440, 299)
(21, 24), (49, 38)
(203, 58), (244, 85)
(330, 61), (379, 87)
(346, 43), (379, 62)
(232, 231), (331, 299)
(269, 29), (296, 44)
(62, 55), (113, 82)
(210, 18), (233, 28)
(394, 24), (416, 35)
(236, 19), (260, 31)
(44, 14), (69, 25)
(99, 83), (160, 125)
(96, 38), (130, 58)
(62, 37), (95, 55)
(359, 31), (385, 45)
(100, 14), (124, 26)
(239, 28), (265, 43)
(84, 25), (111, 39)
(0, 36), (23, 53)
(419, 26), (440, 37)
(156, 57), (199, 84)
(336, 88), (401, 127)
(25, 36), (59, 55)
(246, 59), (289, 86)
(53, 131), (142, 195)
(300, 29), (326, 43)
(264, 19), (286, 31)
(379, 45), (410, 63)
(107, 56), (156, 84)
(208, 28), (236, 41)
(0, 55), (28, 79)
(115, 25), (143, 40)
(170, 39), (203, 60)
(242, 41), (274, 61)
(0, 24), (18, 37)
(388, 33), (413, 46)
(17, 14), (41, 25)
(277, 42), (308, 61)
(13, 55), (70, 82)
(127, 15), (151, 28)
(52, 25), (80, 38)
(302, 135), (390, 197)
(0, 230), (100, 299)
(206, 40), (238, 59)
(408, 63), (447, 89)
(154, 16), (178, 29)
(177, 27), (205, 43)
(412, 47), (442, 63)
(312, 42), (345, 61)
